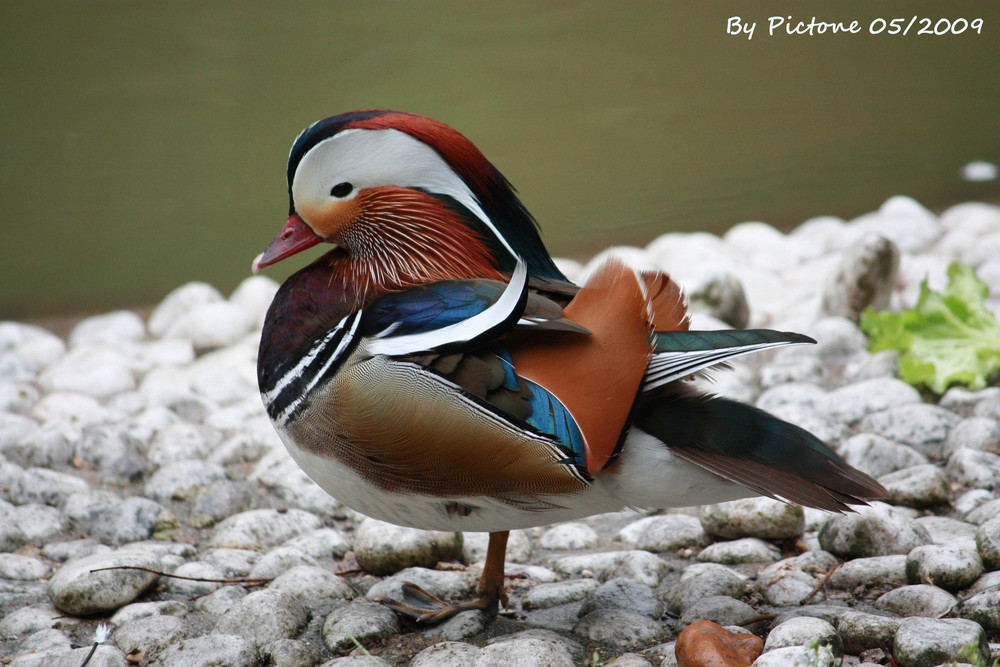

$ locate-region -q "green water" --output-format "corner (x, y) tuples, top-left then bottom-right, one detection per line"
(2, 1), (999, 319)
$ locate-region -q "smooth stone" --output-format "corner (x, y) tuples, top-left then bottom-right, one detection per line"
(752, 645), (837, 667)
(40, 538), (104, 563)
(143, 459), (227, 502)
(73, 424), (131, 472)
(280, 528), (350, 560)
(268, 565), (355, 603)
(674, 620), (761, 667)
(485, 628), (585, 663)
(808, 317), (868, 362)
(905, 545), (982, 591)
(209, 509), (322, 550)
(843, 350), (901, 386)
(945, 417), (1000, 457)
(913, 516), (978, 550)
(365, 567), (469, 605)
(354, 518), (463, 576)
(214, 589), (309, 648)
(874, 584), (957, 618)
(247, 546), (319, 579)
(835, 611), (903, 655)
(38, 346), (135, 398)
(11, 627), (73, 659)
(193, 480), (256, 522)
(821, 233), (899, 323)
(605, 653), (653, 667)
(229, 275), (280, 327)
(63, 492), (162, 545)
(852, 196), (940, 252)
(146, 421), (223, 468)
(111, 614), (186, 658)
(954, 489), (994, 515)
(522, 579), (600, 610)
(160, 561), (225, 595)
(967, 498), (1000, 525)
(755, 382), (827, 413)
(0, 503), (67, 550)
(666, 563), (747, 613)
(697, 537), (780, 564)
(975, 514), (1000, 569)
(954, 589), (1000, 638)
(764, 617), (842, 655)
(0, 603), (63, 638)
(947, 448), (1000, 489)
(410, 641), (482, 667)
(68, 310), (145, 347)
(685, 273), (750, 329)
(161, 301), (254, 350)
(109, 599), (188, 625)
(318, 656), (392, 667)
(677, 595), (757, 630)
(555, 550), (670, 587)
(148, 282), (225, 336)
(478, 636), (575, 666)
(769, 604), (851, 629)
(203, 548), (258, 577)
(828, 555), (908, 590)
(0, 383), (41, 413)
(10, 466), (89, 506)
(462, 529), (531, 563)
(836, 433), (927, 479)
(578, 577), (663, 619)
(193, 586), (247, 616)
(47, 645), (129, 667)
(818, 502), (932, 558)
(322, 602), (400, 654)
(5, 419), (78, 468)
(892, 617), (989, 667)
(877, 464), (951, 507)
(426, 610), (490, 642)
(31, 391), (121, 427)
(0, 553), (52, 580)
(264, 637), (320, 667)
(939, 386), (1000, 418)
(573, 608), (666, 648)
(700, 497), (804, 539)
(857, 404), (959, 457)
(618, 513), (708, 552)
(757, 551), (838, 606)
(147, 633), (260, 667)
(47, 549), (161, 615)
(538, 522), (599, 550)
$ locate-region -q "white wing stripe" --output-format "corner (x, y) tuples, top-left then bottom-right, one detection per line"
(366, 257), (527, 357)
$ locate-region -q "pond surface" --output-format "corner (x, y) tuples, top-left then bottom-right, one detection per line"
(2, 1), (999, 319)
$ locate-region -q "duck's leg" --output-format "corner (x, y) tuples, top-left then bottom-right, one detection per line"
(375, 530), (510, 623)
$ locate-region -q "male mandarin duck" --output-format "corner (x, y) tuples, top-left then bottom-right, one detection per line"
(252, 109), (886, 622)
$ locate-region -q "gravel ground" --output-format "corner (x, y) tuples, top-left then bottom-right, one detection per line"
(2, 196), (1000, 666)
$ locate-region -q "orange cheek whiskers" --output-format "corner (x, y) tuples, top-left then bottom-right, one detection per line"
(331, 187), (505, 300)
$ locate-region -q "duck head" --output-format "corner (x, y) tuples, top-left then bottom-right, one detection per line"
(253, 110), (565, 288)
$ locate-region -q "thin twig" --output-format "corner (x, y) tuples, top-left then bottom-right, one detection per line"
(89, 566), (273, 586)
(801, 563), (840, 605)
(78, 642), (99, 667)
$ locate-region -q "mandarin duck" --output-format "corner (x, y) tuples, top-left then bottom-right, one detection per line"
(252, 109), (886, 622)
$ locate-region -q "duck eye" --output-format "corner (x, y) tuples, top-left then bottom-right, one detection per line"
(330, 182), (353, 198)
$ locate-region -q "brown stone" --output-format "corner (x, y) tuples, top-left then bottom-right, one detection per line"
(675, 620), (763, 667)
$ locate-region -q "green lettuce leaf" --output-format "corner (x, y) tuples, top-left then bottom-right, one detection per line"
(860, 263), (1000, 394)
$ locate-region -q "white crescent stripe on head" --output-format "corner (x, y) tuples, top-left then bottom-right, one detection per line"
(291, 128), (517, 258)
